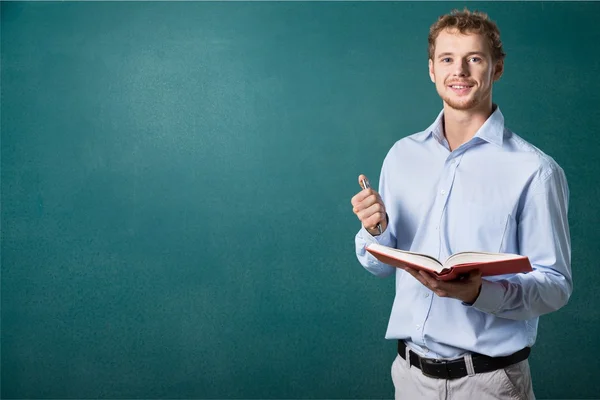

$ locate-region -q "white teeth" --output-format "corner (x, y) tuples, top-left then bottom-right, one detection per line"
(451, 85), (468, 89)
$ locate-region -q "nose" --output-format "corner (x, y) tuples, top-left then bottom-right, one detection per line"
(453, 59), (469, 77)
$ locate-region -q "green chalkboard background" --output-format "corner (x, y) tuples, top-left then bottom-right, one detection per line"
(2, 1), (599, 399)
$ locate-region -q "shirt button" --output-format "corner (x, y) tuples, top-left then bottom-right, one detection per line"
(440, 189), (446, 195)
(424, 293), (430, 298)
(422, 347), (429, 354)
(416, 324), (421, 330)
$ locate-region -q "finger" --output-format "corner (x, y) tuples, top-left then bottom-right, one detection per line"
(418, 270), (438, 282)
(361, 212), (385, 230)
(351, 189), (374, 208)
(403, 267), (418, 277)
(358, 207), (385, 227)
(418, 270), (450, 292)
(352, 193), (381, 217)
(357, 201), (384, 221)
(358, 174), (369, 189)
(418, 270), (441, 287)
(451, 270), (481, 284)
(351, 192), (364, 208)
(404, 268), (430, 287)
(470, 269), (482, 280)
(418, 271), (451, 297)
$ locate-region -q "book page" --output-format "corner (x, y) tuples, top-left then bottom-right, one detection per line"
(368, 244), (444, 273)
(444, 251), (523, 268)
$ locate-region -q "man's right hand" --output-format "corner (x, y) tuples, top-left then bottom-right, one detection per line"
(351, 174), (388, 236)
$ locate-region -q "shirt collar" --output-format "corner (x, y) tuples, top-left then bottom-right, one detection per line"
(413, 110), (444, 142)
(413, 105), (505, 147)
(475, 105), (505, 147)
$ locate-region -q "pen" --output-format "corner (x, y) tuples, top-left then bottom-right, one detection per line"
(360, 178), (383, 235)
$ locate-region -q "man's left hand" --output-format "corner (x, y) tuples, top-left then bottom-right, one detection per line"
(403, 268), (483, 304)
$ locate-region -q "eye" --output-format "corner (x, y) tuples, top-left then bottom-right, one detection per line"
(441, 57), (452, 63)
(469, 57), (482, 63)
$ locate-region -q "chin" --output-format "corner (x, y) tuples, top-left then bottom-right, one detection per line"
(443, 98), (478, 111)
(448, 101), (478, 111)
(441, 91), (484, 110)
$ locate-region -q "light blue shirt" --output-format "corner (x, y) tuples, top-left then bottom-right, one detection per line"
(355, 106), (572, 359)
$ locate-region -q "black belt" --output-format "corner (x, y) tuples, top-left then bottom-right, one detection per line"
(398, 341), (530, 380)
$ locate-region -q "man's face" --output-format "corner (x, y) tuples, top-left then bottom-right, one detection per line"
(428, 29), (503, 111)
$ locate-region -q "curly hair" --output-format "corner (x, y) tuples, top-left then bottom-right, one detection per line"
(428, 8), (506, 62)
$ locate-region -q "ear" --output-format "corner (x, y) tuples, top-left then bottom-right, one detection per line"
(428, 59), (435, 83)
(493, 59), (504, 81)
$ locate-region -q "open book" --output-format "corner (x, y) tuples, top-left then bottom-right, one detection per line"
(366, 243), (532, 281)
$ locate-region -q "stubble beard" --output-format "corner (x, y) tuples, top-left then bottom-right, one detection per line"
(444, 96), (477, 110)
(440, 89), (480, 111)
(439, 84), (493, 112)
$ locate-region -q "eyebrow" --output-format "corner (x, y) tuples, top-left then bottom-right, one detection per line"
(437, 52), (486, 59)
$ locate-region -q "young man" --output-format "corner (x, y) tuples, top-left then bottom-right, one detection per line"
(351, 9), (572, 400)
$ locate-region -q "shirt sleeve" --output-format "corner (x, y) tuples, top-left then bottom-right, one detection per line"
(355, 225), (396, 277)
(472, 163), (573, 320)
(354, 155), (398, 278)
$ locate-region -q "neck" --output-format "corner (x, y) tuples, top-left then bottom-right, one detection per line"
(442, 101), (494, 151)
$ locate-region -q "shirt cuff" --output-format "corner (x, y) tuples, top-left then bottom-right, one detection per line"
(357, 225), (393, 247)
(467, 279), (506, 314)
(355, 226), (396, 277)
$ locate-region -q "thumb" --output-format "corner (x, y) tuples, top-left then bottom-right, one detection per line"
(358, 174), (369, 189)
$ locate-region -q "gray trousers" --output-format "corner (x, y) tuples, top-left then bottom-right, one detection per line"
(391, 354), (535, 400)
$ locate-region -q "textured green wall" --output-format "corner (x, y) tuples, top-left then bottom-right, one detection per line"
(2, 1), (598, 398)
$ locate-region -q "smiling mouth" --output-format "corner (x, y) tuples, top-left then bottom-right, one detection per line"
(448, 84), (473, 89)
